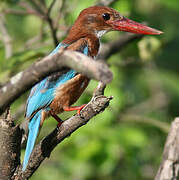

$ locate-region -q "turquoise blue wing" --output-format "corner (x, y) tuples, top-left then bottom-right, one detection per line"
(25, 42), (88, 118)
(25, 43), (68, 118)
(23, 42), (88, 171)
(23, 43), (70, 170)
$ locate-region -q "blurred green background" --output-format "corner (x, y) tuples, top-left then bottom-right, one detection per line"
(0, 0), (178, 179)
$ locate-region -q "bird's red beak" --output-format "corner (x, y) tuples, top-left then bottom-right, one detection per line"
(113, 17), (163, 35)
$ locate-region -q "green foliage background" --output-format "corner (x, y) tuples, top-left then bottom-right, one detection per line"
(0, 0), (178, 179)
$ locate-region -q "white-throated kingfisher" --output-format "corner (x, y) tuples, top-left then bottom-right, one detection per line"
(22, 6), (162, 170)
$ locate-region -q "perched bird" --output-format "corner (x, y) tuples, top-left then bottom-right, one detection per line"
(22, 6), (162, 170)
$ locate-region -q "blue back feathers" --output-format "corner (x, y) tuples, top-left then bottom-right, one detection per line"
(23, 42), (88, 170)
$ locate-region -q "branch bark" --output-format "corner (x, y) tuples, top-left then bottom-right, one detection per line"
(0, 50), (112, 115)
(0, 110), (22, 180)
(155, 118), (179, 180)
(12, 82), (112, 179)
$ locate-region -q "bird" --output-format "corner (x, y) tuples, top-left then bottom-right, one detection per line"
(22, 6), (162, 170)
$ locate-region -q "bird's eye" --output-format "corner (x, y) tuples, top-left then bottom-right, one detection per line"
(102, 13), (110, 21)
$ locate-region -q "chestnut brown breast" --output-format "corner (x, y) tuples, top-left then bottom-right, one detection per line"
(50, 74), (89, 114)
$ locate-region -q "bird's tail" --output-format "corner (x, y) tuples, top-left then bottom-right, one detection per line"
(22, 110), (42, 171)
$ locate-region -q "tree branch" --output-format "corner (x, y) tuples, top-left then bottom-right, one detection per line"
(155, 118), (179, 180)
(18, 1), (45, 19)
(24, 0), (59, 46)
(20, 0), (58, 47)
(12, 82), (112, 179)
(0, 50), (112, 115)
(24, 1), (46, 17)
(54, 0), (66, 30)
(47, 0), (57, 15)
(0, 110), (22, 179)
(46, 15), (58, 46)
(46, 0), (59, 46)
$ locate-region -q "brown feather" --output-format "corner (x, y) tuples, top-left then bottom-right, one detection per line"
(41, 6), (121, 117)
(50, 74), (89, 114)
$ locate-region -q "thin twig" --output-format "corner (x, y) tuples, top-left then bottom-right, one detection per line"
(54, 0), (66, 30)
(27, 0), (47, 15)
(47, 0), (57, 15)
(46, 16), (58, 46)
(3, 9), (35, 16)
(19, 1), (45, 19)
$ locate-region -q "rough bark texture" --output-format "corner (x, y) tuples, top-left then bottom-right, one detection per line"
(155, 118), (179, 180)
(0, 110), (22, 180)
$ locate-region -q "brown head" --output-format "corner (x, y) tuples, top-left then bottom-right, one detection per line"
(66, 6), (163, 41)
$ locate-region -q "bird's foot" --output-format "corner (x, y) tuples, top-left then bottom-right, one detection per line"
(64, 104), (87, 115)
(51, 114), (63, 127)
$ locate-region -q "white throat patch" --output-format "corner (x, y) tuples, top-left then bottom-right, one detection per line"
(95, 30), (108, 39)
